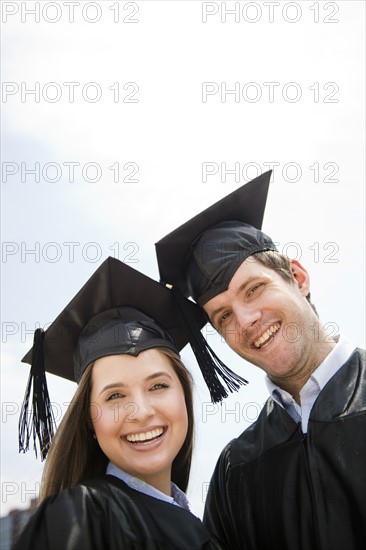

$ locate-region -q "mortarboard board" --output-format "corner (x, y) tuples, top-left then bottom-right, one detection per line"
(155, 170), (277, 306)
(19, 257), (208, 460)
(22, 256), (207, 382)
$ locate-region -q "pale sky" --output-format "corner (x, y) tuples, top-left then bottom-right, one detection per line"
(1, 0), (365, 518)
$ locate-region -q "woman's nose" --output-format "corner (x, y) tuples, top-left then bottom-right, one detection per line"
(128, 394), (155, 424)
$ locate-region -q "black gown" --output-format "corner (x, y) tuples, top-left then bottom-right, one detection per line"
(13, 475), (222, 550)
(203, 349), (366, 550)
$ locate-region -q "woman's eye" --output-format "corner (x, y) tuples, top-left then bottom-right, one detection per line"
(151, 383), (169, 391)
(107, 392), (125, 401)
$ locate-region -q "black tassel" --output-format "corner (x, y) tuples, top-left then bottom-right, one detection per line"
(172, 287), (248, 403)
(19, 329), (56, 461)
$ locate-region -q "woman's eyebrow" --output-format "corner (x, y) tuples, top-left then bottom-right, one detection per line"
(98, 382), (125, 396)
(144, 372), (173, 382)
(98, 372), (173, 395)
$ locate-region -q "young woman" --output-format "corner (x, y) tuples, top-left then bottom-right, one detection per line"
(13, 258), (223, 550)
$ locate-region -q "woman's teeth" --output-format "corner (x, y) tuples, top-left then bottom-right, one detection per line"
(126, 427), (164, 444)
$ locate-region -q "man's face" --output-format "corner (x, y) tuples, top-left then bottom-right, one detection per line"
(203, 257), (319, 383)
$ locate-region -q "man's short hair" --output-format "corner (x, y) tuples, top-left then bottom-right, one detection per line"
(252, 250), (319, 316)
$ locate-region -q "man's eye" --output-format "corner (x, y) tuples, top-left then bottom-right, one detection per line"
(218, 312), (231, 326)
(248, 283), (263, 295)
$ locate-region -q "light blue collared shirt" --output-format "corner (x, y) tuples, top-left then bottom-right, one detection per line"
(265, 334), (356, 433)
(106, 462), (191, 511)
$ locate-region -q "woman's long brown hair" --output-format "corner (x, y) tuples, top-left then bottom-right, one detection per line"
(40, 348), (194, 500)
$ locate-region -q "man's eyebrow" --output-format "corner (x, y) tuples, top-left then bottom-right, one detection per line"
(235, 276), (260, 295)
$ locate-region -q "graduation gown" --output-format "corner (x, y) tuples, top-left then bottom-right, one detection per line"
(203, 349), (366, 550)
(13, 475), (221, 550)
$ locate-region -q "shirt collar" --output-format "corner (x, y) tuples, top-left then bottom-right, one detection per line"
(310, 334), (355, 390)
(106, 462), (190, 511)
(266, 334), (356, 406)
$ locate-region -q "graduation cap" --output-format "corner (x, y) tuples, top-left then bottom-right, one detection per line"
(155, 170), (276, 306)
(19, 257), (209, 461)
(154, 172), (276, 401)
(19, 258), (247, 461)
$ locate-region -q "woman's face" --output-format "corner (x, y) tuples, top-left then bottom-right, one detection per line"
(90, 349), (188, 494)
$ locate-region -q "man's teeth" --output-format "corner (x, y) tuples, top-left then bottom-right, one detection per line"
(254, 324), (280, 349)
(126, 428), (164, 443)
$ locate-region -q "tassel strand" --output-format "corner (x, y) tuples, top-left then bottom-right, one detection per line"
(172, 287), (248, 403)
(19, 329), (56, 461)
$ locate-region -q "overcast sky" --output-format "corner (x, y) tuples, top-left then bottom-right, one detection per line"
(1, 0), (365, 518)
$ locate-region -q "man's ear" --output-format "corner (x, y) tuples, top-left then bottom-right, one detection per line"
(290, 260), (310, 297)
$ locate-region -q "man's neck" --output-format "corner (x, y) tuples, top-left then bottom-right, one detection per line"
(269, 340), (337, 405)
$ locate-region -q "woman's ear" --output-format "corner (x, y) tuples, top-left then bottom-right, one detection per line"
(290, 260), (311, 297)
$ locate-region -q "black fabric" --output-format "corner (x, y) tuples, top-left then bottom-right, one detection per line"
(155, 171), (274, 304)
(203, 349), (366, 550)
(13, 475), (222, 550)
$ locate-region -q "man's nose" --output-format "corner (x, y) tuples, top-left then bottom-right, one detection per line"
(234, 303), (262, 329)
(222, 305), (262, 344)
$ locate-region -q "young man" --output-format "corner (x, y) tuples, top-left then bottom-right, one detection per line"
(155, 171), (366, 550)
